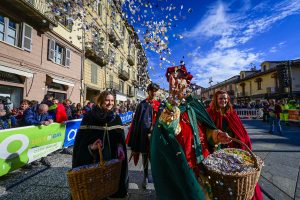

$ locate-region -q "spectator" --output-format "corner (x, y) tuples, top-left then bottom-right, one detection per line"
(13, 99), (31, 126)
(24, 104), (53, 126)
(72, 103), (83, 119)
(268, 99), (282, 135)
(63, 99), (73, 120)
(0, 109), (17, 130)
(24, 104), (53, 167)
(52, 99), (68, 123)
(83, 101), (93, 114)
(262, 101), (269, 122)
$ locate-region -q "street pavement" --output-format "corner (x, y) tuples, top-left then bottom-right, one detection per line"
(0, 120), (299, 200)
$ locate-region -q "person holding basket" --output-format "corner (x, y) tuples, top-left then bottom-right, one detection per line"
(150, 63), (231, 200)
(72, 91), (128, 199)
(206, 90), (263, 200)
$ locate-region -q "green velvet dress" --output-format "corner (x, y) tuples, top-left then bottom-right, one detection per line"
(150, 95), (217, 200)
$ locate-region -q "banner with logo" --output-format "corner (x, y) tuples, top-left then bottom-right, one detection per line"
(0, 123), (66, 176)
(119, 111), (133, 125)
(63, 119), (82, 148)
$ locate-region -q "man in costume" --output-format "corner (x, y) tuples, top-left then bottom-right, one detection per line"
(150, 64), (231, 200)
(126, 83), (160, 188)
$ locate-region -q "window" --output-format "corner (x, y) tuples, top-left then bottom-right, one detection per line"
(119, 80), (124, 93)
(48, 39), (71, 67)
(91, 64), (98, 84)
(61, 16), (73, 31)
(0, 15), (20, 46)
(108, 49), (115, 64)
(257, 81), (262, 90)
(0, 15), (33, 51)
(98, 2), (102, 17)
(122, 25), (126, 37)
(133, 70), (136, 80)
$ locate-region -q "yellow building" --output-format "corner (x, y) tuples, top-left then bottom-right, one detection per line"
(83, 0), (146, 103)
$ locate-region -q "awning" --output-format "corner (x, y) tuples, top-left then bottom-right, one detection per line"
(49, 76), (75, 87)
(0, 65), (33, 77)
(116, 93), (127, 101)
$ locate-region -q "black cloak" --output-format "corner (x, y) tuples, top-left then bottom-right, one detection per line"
(72, 106), (128, 198)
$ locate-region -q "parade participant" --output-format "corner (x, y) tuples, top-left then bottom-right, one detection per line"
(126, 83), (160, 188)
(207, 90), (263, 200)
(72, 91), (128, 199)
(150, 64), (231, 200)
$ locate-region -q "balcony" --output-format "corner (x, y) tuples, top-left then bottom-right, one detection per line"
(0, 0), (57, 31)
(127, 89), (135, 97)
(106, 81), (119, 91)
(266, 87), (279, 93)
(118, 69), (129, 81)
(85, 46), (109, 67)
(109, 30), (117, 43)
(132, 80), (139, 88)
(127, 54), (135, 66)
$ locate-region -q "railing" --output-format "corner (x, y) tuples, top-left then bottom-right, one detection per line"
(235, 109), (263, 119)
(118, 69), (129, 81)
(127, 54), (135, 66)
(24, 0), (55, 21)
(85, 45), (109, 67)
(106, 81), (119, 91)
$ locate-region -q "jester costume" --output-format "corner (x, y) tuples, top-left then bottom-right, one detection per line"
(207, 106), (263, 200)
(150, 65), (220, 200)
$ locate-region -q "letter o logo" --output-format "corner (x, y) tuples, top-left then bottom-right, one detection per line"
(0, 134), (29, 159)
(67, 129), (78, 141)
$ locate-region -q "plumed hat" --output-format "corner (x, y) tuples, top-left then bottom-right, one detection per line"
(165, 65), (193, 84)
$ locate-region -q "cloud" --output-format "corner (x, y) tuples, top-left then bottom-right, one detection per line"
(190, 48), (262, 87)
(184, 0), (300, 50)
(269, 41), (286, 53)
(182, 0), (300, 88)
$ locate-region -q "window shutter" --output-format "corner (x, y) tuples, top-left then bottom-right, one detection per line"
(22, 23), (32, 51)
(48, 39), (55, 61)
(65, 48), (71, 66)
(91, 64), (97, 84)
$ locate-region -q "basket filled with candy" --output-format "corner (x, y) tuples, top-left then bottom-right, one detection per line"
(203, 138), (263, 200)
(67, 144), (122, 200)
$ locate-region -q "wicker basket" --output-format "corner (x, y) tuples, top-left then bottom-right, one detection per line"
(203, 138), (263, 200)
(67, 144), (122, 200)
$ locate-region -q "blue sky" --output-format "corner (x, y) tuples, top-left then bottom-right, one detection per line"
(127, 0), (300, 89)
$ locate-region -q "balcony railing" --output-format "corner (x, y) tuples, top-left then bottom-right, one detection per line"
(127, 54), (135, 66)
(132, 80), (139, 88)
(109, 30), (117, 43)
(1, 0), (57, 31)
(85, 45), (109, 67)
(118, 69), (129, 81)
(106, 81), (119, 91)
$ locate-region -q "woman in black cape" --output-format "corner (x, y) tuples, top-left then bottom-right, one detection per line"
(72, 91), (128, 199)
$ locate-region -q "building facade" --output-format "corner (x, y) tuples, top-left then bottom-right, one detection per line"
(83, 0), (148, 104)
(0, 0), (82, 107)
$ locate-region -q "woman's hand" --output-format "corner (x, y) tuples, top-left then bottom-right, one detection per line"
(217, 130), (231, 144)
(117, 144), (125, 161)
(89, 139), (102, 150)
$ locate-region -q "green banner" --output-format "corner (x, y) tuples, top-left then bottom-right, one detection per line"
(0, 123), (66, 176)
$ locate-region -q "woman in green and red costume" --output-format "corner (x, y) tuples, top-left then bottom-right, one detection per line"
(207, 90), (263, 200)
(150, 64), (231, 200)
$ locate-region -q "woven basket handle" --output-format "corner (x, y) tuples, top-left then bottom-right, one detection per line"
(97, 143), (105, 168)
(230, 138), (259, 169)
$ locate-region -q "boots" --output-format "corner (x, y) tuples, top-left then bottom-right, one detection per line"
(142, 154), (149, 189)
